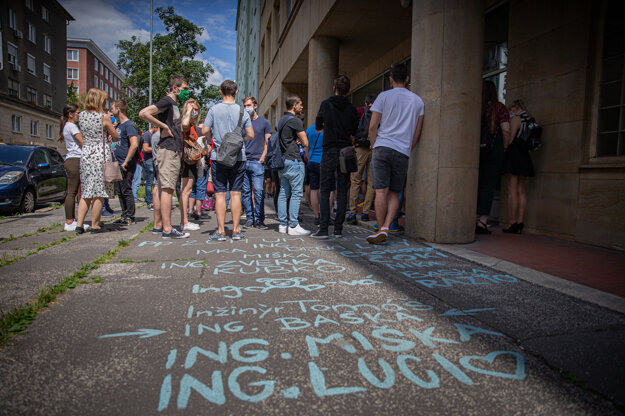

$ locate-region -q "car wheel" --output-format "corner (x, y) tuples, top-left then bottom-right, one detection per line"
(20, 189), (36, 213)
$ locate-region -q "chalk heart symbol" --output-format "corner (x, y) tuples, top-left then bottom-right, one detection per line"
(459, 351), (525, 380)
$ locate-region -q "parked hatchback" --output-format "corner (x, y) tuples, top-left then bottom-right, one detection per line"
(0, 144), (67, 213)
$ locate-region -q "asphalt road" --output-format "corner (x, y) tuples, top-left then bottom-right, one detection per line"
(0, 202), (624, 415)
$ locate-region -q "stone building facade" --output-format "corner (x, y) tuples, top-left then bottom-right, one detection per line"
(249, 0), (624, 249)
(0, 0), (73, 152)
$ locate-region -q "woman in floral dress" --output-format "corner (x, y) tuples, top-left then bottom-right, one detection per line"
(76, 88), (118, 233)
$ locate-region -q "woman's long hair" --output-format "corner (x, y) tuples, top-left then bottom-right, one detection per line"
(85, 88), (108, 112)
(482, 80), (499, 134)
(58, 104), (79, 142)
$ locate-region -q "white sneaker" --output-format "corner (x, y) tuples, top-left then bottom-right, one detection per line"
(64, 222), (76, 232)
(181, 222), (200, 231)
(288, 224), (311, 236)
(279, 225), (287, 234)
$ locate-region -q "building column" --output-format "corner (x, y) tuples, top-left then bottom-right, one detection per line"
(307, 37), (339, 125)
(406, 0), (484, 243)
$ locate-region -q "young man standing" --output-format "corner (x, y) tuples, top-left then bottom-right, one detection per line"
(202, 80), (254, 241)
(348, 94), (376, 225)
(139, 75), (190, 239)
(311, 74), (359, 239)
(142, 126), (158, 210)
(277, 95), (309, 236)
(366, 62), (424, 244)
(242, 96), (272, 230)
(112, 100), (138, 225)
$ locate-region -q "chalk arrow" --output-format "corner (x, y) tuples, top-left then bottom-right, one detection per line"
(440, 308), (497, 316)
(99, 328), (167, 339)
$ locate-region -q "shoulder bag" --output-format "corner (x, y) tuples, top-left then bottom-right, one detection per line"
(102, 115), (123, 183)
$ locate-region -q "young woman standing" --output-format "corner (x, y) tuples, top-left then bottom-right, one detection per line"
(59, 104), (83, 231)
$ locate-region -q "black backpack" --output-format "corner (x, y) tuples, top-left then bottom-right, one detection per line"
(266, 114), (294, 170)
(516, 113), (543, 151)
(354, 107), (372, 148)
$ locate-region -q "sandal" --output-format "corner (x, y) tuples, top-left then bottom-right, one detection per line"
(475, 221), (491, 234)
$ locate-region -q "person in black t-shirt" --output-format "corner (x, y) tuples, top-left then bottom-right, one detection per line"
(111, 99), (138, 224)
(276, 94), (310, 236)
(139, 75), (190, 239)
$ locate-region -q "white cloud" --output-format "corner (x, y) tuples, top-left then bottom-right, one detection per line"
(60, 0), (150, 65)
(197, 28), (211, 42)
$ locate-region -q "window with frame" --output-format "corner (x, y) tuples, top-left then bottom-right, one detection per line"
(45, 124), (54, 140)
(42, 6), (49, 22)
(25, 0), (33, 10)
(95, 74), (99, 87)
(8, 79), (20, 97)
(12, 115), (22, 132)
(105, 67), (109, 79)
(67, 68), (79, 80)
(44, 94), (52, 107)
(44, 34), (51, 53)
(596, 0), (625, 157)
(27, 54), (36, 75)
(27, 87), (37, 103)
(30, 120), (39, 136)
(8, 42), (18, 69)
(28, 23), (36, 43)
(9, 9), (17, 30)
(94, 57), (98, 68)
(43, 64), (51, 83)
(99, 79), (103, 89)
(100, 63), (103, 74)
(67, 49), (79, 61)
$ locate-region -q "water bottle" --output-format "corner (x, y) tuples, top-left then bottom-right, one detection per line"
(298, 143), (305, 157)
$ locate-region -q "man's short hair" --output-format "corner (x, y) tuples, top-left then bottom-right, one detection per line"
(390, 62), (408, 83)
(285, 94), (301, 110)
(365, 94), (377, 106)
(220, 80), (237, 97)
(168, 76), (188, 91)
(113, 99), (128, 116)
(243, 96), (257, 106)
(334, 74), (350, 96)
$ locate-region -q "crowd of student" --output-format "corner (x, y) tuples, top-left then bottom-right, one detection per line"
(58, 60), (534, 244)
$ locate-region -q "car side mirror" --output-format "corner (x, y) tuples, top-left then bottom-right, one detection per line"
(37, 163), (50, 169)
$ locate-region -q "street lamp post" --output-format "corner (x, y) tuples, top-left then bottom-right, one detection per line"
(148, 0), (153, 127)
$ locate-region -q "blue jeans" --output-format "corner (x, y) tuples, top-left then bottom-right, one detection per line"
(242, 160), (265, 224)
(143, 160), (154, 204)
(132, 163), (143, 200)
(277, 159), (305, 228)
(191, 170), (209, 201)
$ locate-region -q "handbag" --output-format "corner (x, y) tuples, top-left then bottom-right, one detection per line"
(101, 116), (122, 183)
(339, 146), (358, 174)
(183, 126), (207, 165)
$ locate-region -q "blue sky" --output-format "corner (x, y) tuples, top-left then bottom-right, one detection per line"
(59, 0), (238, 86)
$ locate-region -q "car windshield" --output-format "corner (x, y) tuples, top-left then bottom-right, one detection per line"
(0, 147), (32, 166)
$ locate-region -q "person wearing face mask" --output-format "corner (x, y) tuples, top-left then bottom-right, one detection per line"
(139, 75), (191, 239)
(179, 99), (202, 231)
(241, 96), (272, 230)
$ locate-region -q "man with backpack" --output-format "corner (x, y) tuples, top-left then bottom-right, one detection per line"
(111, 99), (138, 225)
(201, 80), (254, 241)
(348, 94), (377, 225)
(272, 94), (310, 236)
(311, 74), (359, 239)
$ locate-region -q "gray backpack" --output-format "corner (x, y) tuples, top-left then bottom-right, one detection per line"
(215, 107), (244, 167)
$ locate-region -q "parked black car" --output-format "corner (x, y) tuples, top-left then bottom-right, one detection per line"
(0, 144), (67, 213)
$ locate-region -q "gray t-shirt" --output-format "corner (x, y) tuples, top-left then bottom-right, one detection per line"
(204, 102), (252, 162)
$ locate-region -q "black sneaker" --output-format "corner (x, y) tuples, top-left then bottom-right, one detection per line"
(334, 230), (343, 238)
(90, 227), (105, 234)
(191, 212), (200, 221)
(151, 227), (163, 234)
(113, 217), (128, 224)
(314, 217), (320, 226)
(124, 218), (136, 225)
(347, 214), (358, 225)
(75, 226), (85, 235)
(255, 222), (268, 230)
(147, 203), (154, 211)
(162, 229), (190, 239)
(361, 213), (370, 222)
(311, 230), (329, 239)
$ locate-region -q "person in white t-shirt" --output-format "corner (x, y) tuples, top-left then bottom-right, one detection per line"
(366, 62), (424, 244)
(59, 104), (84, 232)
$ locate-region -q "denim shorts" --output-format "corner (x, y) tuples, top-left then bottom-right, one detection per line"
(371, 146), (409, 193)
(212, 160), (245, 193)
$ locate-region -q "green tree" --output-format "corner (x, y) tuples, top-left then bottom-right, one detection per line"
(116, 6), (220, 129)
(66, 82), (85, 110)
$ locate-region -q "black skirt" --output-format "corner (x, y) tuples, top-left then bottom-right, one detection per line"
(502, 138), (534, 177)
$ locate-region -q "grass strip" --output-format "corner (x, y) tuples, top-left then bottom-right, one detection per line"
(0, 223), (62, 246)
(0, 222), (153, 345)
(0, 234), (75, 268)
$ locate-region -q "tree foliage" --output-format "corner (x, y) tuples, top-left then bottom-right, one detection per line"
(116, 6), (220, 128)
(66, 82), (85, 110)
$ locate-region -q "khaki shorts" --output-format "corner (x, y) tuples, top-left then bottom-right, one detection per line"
(156, 148), (181, 190)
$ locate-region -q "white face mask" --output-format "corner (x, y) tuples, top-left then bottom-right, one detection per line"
(190, 110), (199, 119)
(245, 107), (254, 117)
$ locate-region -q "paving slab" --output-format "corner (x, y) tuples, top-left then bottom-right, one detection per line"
(0, 203), (623, 415)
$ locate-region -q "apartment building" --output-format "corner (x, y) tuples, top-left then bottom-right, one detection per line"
(0, 0), (73, 150)
(235, 0), (261, 106)
(247, 0), (625, 249)
(66, 38), (134, 111)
